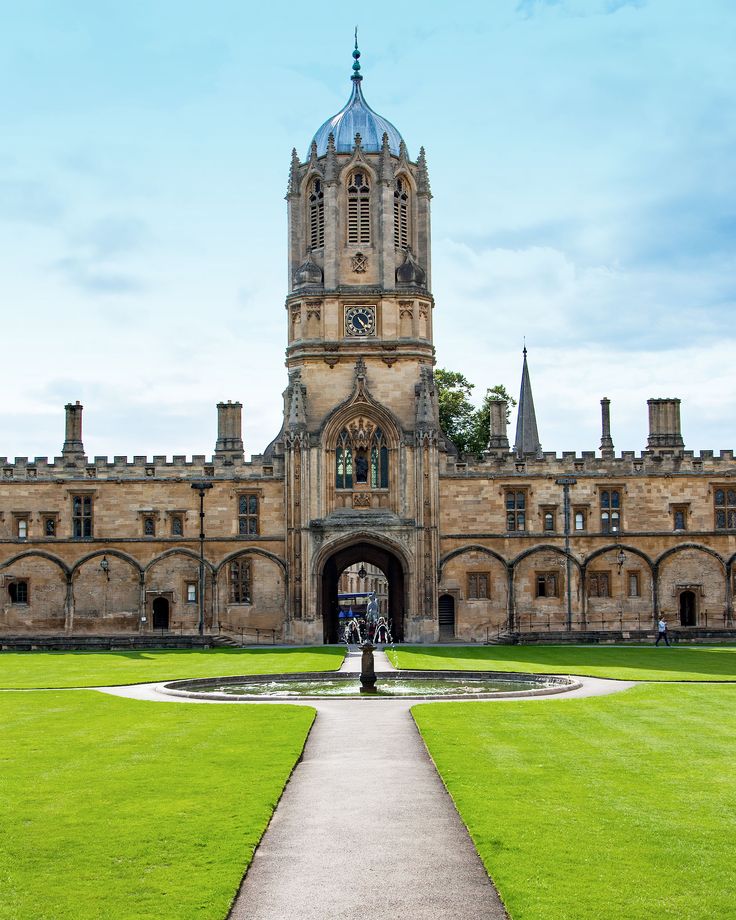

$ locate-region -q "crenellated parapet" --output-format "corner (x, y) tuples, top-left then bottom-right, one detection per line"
(443, 449), (736, 478)
(0, 453), (283, 481)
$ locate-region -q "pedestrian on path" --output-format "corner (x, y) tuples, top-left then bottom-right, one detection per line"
(655, 617), (670, 646)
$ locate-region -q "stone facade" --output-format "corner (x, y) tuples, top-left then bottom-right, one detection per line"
(2, 54), (735, 643)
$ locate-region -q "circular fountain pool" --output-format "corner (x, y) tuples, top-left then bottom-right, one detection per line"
(159, 670), (580, 701)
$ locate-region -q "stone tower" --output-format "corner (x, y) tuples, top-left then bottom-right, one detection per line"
(278, 41), (442, 643)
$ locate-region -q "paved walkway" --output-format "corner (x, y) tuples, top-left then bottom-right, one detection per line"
(229, 697), (508, 920)
(97, 672), (634, 919)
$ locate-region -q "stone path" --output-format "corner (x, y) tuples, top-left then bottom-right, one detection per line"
(97, 670), (635, 919)
(228, 697), (509, 920)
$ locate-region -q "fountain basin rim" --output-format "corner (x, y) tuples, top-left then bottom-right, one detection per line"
(157, 670), (582, 701)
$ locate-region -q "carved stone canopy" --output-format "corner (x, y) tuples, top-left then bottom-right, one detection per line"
(294, 255), (323, 286)
(345, 416), (378, 448)
(396, 248), (426, 286)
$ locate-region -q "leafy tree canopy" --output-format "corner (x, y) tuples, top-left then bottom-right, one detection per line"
(435, 369), (516, 458)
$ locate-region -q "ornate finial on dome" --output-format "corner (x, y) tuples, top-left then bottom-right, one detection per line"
(310, 41), (404, 156)
(352, 27), (362, 82)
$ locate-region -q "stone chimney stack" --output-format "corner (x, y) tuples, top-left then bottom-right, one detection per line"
(215, 401), (244, 462)
(62, 401), (85, 461)
(647, 398), (684, 453)
(600, 397), (614, 458)
(487, 398), (510, 453)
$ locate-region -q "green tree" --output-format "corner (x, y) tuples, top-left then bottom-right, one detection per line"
(435, 371), (516, 458)
(435, 369), (477, 456)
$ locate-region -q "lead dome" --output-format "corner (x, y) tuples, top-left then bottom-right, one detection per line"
(309, 43), (405, 157)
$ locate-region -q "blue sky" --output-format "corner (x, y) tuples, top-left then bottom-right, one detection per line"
(1, 0), (734, 460)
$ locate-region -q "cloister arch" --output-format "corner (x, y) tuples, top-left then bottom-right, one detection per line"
(511, 544), (583, 631)
(655, 543), (727, 626)
(72, 550), (140, 632)
(0, 550), (70, 576)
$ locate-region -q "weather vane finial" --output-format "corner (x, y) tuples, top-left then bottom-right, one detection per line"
(352, 27), (362, 80)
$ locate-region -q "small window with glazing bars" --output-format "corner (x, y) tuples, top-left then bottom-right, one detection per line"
(72, 495), (93, 539)
(238, 494), (259, 536)
(230, 558), (251, 604)
(600, 489), (621, 533)
(714, 488), (736, 530)
(506, 491), (526, 531)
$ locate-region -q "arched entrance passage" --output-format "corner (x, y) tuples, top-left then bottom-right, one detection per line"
(679, 590), (697, 626)
(152, 597), (170, 630)
(320, 541), (405, 643)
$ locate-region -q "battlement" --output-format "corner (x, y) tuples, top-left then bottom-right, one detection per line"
(444, 448), (736, 477)
(0, 452), (282, 481)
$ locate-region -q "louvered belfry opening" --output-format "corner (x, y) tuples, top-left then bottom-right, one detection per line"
(394, 176), (409, 249)
(309, 177), (324, 249)
(347, 171), (370, 244)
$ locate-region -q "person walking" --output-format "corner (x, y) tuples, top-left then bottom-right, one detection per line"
(655, 616), (670, 646)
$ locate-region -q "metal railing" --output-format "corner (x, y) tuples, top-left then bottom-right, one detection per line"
(218, 624), (281, 646)
(480, 609), (731, 640)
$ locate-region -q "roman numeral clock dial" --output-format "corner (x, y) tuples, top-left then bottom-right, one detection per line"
(345, 305), (376, 337)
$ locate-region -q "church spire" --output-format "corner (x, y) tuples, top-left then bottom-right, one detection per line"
(513, 346), (542, 459)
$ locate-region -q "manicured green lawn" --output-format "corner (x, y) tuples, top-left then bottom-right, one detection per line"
(414, 684), (736, 920)
(389, 644), (736, 681)
(0, 691), (314, 920)
(0, 646), (344, 689)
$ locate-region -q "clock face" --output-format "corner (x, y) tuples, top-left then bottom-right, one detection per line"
(345, 305), (376, 337)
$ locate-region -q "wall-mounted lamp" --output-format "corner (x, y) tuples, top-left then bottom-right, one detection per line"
(617, 549), (626, 573)
(100, 555), (110, 581)
(358, 565), (367, 580)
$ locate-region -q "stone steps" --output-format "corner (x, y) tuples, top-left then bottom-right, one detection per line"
(0, 634), (211, 651)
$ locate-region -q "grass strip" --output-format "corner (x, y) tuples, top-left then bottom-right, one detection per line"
(413, 684), (736, 920)
(0, 646), (344, 689)
(0, 691), (314, 920)
(388, 643), (736, 681)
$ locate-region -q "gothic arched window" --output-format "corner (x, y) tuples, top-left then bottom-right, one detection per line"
(335, 420), (388, 489)
(309, 177), (324, 249)
(336, 430), (354, 489)
(394, 176), (409, 249)
(347, 171), (370, 244)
